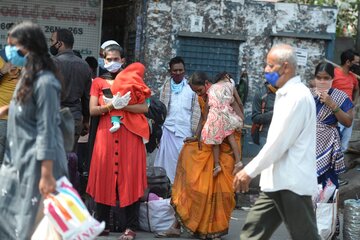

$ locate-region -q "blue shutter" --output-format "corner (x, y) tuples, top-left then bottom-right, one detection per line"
(178, 36), (240, 80)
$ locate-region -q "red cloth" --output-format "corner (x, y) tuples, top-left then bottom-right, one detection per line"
(332, 67), (358, 101)
(87, 77), (147, 207)
(110, 62), (151, 141)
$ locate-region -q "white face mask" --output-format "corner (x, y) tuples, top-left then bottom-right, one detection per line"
(315, 79), (333, 95)
(104, 61), (122, 73)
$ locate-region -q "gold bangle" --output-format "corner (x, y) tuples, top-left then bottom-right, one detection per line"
(105, 105), (111, 113)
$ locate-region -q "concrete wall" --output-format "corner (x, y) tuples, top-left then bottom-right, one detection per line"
(141, 0), (337, 113)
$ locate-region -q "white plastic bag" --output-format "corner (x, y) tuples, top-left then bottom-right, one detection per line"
(312, 179), (336, 205)
(139, 198), (175, 232)
(316, 189), (338, 240)
(31, 216), (61, 240)
(44, 176), (105, 240)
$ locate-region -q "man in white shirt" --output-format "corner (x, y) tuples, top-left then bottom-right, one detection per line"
(154, 56), (200, 183)
(233, 44), (320, 240)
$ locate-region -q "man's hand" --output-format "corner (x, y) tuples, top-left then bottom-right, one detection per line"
(233, 169), (252, 193)
(112, 91), (131, 109)
(0, 105), (9, 118)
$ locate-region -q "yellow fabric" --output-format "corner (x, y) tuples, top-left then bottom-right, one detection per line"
(0, 63), (20, 119)
(171, 96), (240, 239)
(0, 56), (4, 69)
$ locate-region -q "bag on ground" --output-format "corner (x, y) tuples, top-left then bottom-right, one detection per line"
(139, 198), (175, 232)
(44, 176), (105, 240)
(141, 166), (171, 201)
(316, 189), (338, 240)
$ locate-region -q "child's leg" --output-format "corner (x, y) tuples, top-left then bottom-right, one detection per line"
(212, 144), (222, 177)
(227, 133), (243, 174)
(110, 116), (121, 133)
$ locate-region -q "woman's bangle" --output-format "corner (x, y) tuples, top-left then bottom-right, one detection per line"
(332, 106), (340, 113)
(105, 105), (111, 113)
(98, 106), (104, 115)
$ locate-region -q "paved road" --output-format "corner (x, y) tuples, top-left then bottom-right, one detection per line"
(96, 209), (291, 240)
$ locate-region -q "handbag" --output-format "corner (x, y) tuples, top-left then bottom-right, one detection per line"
(250, 123), (262, 145)
(31, 216), (61, 240)
(44, 176), (105, 240)
(316, 189), (338, 240)
(251, 94), (266, 145)
(60, 107), (75, 152)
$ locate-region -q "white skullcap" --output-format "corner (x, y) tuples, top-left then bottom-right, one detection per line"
(101, 40), (119, 49)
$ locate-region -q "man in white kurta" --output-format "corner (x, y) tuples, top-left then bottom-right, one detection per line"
(234, 44), (320, 240)
(154, 56), (200, 183)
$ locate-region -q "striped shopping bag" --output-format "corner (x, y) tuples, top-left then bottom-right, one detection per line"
(44, 176), (105, 240)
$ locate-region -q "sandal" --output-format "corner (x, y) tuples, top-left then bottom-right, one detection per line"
(154, 226), (181, 238)
(118, 228), (136, 240)
(213, 164), (222, 177)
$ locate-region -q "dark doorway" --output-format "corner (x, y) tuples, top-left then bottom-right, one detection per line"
(102, 0), (132, 53)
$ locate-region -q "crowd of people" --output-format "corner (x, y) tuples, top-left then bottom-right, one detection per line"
(0, 20), (358, 240)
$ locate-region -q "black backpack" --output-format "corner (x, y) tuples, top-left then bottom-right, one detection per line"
(145, 96), (167, 153)
(141, 166), (172, 201)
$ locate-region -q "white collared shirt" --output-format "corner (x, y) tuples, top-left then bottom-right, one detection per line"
(164, 79), (194, 138)
(244, 76), (318, 196)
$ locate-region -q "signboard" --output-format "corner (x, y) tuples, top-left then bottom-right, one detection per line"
(190, 15), (203, 33)
(295, 47), (308, 66)
(0, 0), (102, 58)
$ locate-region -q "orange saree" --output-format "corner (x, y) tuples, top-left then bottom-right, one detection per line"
(171, 97), (240, 239)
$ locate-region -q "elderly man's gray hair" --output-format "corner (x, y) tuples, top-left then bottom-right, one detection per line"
(271, 44), (297, 70)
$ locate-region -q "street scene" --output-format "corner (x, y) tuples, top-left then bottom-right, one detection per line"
(0, 0), (360, 239)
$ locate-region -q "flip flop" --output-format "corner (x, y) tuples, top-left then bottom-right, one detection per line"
(118, 229), (136, 240)
(154, 227), (180, 238)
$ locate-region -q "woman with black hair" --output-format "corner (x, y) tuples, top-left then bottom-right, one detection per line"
(311, 61), (353, 189)
(0, 21), (68, 239)
(311, 61), (354, 237)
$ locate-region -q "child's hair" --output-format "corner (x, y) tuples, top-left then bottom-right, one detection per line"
(214, 71), (232, 83)
(188, 71), (209, 86)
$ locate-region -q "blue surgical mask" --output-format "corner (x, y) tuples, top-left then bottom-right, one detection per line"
(5, 45), (26, 67)
(264, 72), (280, 87)
(98, 57), (105, 69)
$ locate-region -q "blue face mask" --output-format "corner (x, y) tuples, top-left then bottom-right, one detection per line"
(5, 45), (26, 67)
(98, 58), (105, 69)
(264, 72), (280, 87)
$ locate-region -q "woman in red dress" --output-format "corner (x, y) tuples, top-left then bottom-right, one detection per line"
(86, 43), (150, 240)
